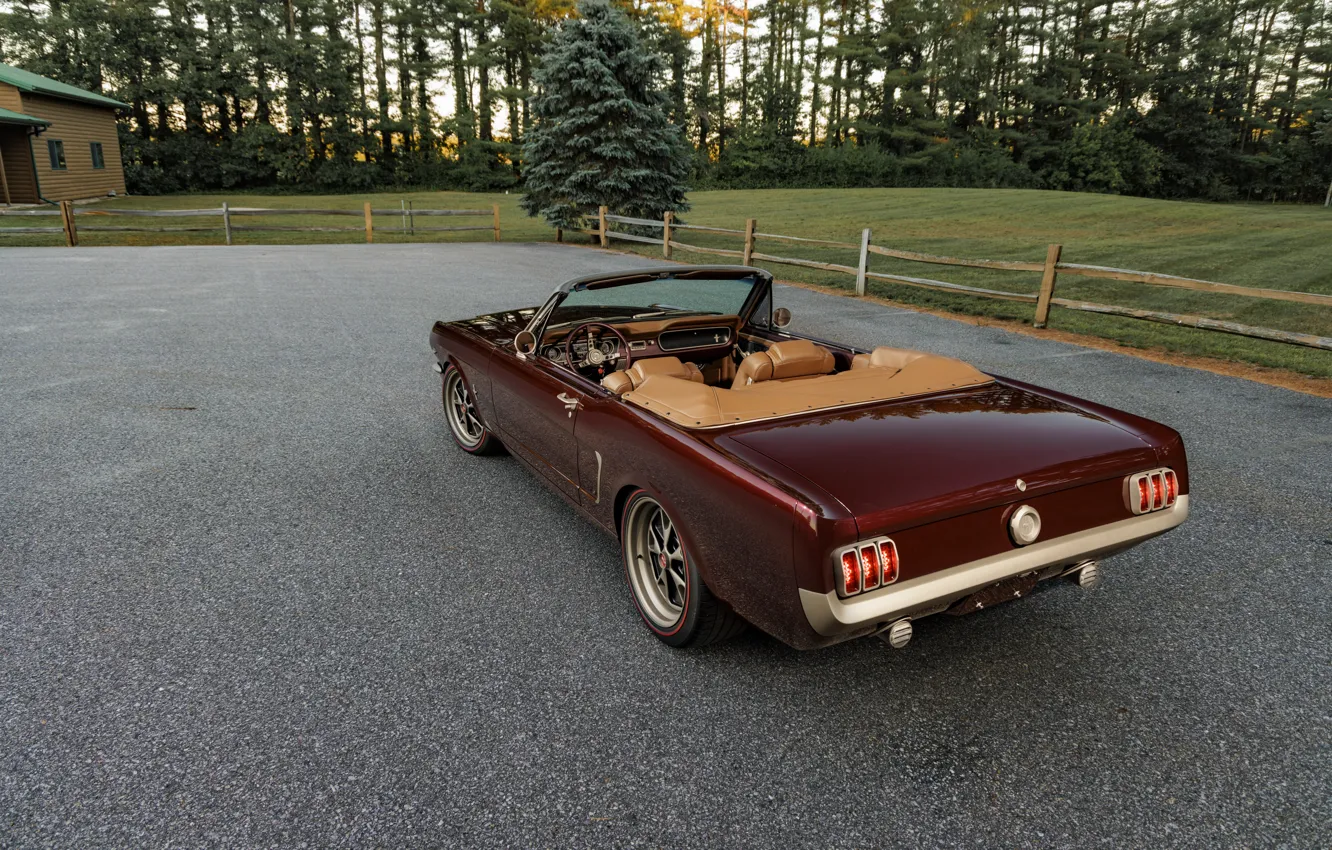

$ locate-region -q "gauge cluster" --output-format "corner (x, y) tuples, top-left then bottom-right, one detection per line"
(544, 338), (619, 365)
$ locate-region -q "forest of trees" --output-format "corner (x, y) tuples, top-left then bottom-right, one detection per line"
(1, 1), (1330, 203)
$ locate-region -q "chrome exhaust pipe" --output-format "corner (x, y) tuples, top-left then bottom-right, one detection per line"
(879, 618), (913, 649)
(1072, 559), (1101, 589)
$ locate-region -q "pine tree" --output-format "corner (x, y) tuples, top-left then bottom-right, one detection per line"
(520, 0), (689, 230)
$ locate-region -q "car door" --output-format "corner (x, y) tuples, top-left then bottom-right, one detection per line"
(489, 350), (589, 500)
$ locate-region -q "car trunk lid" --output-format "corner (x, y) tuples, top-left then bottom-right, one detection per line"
(716, 384), (1157, 534)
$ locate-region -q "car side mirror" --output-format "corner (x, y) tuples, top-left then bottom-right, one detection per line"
(773, 307), (793, 329)
(514, 330), (537, 356)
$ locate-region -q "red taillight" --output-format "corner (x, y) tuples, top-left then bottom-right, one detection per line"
(841, 551), (860, 596)
(859, 545), (881, 590)
(878, 540), (899, 584)
(1127, 468), (1179, 514)
(837, 537), (899, 596)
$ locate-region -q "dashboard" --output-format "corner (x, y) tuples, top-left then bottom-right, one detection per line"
(542, 315), (740, 369)
(542, 337), (619, 366)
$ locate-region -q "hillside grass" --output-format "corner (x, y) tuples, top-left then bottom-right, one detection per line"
(3, 187), (1330, 378)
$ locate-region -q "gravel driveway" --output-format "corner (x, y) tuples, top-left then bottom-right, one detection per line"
(1, 243), (1328, 848)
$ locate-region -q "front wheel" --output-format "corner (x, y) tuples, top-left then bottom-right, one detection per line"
(621, 491), (746, 648)
(442, 365), (503, 455)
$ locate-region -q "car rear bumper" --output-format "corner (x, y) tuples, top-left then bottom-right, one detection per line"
(798, 495), (1189, 637)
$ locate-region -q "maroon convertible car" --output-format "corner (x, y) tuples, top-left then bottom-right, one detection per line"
(430, 266), (1189, 650)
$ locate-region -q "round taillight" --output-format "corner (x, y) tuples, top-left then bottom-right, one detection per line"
(1009, 505), (1042, 546)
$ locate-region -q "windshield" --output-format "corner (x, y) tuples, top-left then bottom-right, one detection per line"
(547, 276), (756, 328)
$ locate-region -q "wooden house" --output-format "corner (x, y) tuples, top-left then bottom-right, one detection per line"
(0, 63), (129, 205)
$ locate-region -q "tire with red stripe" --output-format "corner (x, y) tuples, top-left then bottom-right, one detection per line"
(620, 490), (746, 648)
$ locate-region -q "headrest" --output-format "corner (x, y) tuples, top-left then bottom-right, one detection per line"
(766, 339), (836, 380)
(603, 356), (704, 395)
(629, 356), (692, 385)
(852, 347), (933, 372)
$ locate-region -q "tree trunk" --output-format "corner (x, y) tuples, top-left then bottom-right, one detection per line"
(451, 15), (473, 141)
(396, 7), (415, 154)
(353, 1), (371, 145)
(372, 0), (392, 163)
(740, 0), (750, 131)
(477, 1), (493, 142)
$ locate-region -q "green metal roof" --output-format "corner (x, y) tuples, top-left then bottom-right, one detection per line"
(0, 63), (130, 109)
(0, 105), (50, 127)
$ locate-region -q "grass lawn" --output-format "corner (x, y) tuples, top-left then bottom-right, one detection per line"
(3, 187), (1330, 378)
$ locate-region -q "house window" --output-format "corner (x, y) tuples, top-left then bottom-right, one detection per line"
(90, 142), (105, 169)
(48, 139), (67, 170)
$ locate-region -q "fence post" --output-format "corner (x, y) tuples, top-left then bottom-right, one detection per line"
(1325, 177), (1331, 208)
(401, 199), (408, 235)
(556, 227), (563, 242)
(856, 228), (872, 296)
(222, 202), (232, 246)
(364, 202), (374, 243)
(662, 211), (673, 259)
(492, 204), (501, 242)
(60, 201), (77, 247)
(1034, 243), (1063, 328)
(598, 205), (609, 248)
(742, 218), (757, 265)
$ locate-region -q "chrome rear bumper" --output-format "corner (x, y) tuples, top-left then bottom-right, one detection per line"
(799, 496), (1189, 637)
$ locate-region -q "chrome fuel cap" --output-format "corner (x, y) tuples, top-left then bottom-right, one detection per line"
(1009, 505), (1042, 546)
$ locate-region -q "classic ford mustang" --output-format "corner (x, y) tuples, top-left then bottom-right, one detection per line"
(430, 266), (1189, 649)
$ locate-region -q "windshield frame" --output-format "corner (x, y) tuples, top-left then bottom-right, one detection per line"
(526, 266), (773, 345)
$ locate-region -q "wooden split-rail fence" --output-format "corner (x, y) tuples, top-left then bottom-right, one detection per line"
(559, 204), (1332, 353)
(0, 200), (502, 246)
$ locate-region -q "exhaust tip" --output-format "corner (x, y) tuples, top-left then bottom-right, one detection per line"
(883, 618), (913, 649)
(1074, 560), (1102, 589)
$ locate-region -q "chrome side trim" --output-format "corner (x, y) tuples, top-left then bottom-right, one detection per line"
(799, 496), (1189, 636)
(593, 451), (603, 504)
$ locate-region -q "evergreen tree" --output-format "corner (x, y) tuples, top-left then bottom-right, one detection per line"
(2, 0), (1331, 202)
(520, 0), (689, 230)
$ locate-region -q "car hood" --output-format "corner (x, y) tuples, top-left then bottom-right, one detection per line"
(714, 384), (1158, 533)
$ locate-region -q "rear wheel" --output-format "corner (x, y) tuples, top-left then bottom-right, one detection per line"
(442, 365), (503, 455)
(621, 491), (746, 648)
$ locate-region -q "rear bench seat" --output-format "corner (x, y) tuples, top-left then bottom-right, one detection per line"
(620, 345), (994, 428)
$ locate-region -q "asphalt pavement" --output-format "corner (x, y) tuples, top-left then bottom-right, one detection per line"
(1, 243), (1328, 848)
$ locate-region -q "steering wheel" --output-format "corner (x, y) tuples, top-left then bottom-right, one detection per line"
(563, 322), (633, 380)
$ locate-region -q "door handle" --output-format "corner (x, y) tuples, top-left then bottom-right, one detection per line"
(557, 392), (581, 410)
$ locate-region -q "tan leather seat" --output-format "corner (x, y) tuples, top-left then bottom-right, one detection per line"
(625, 352), (994, 428)
(731, 339), (836, 390)
(851, 346), (932, 373)
(603, 356), (705, 395)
